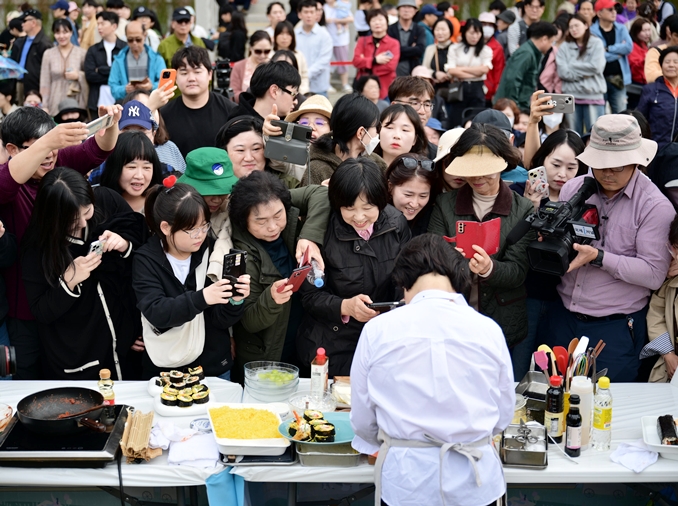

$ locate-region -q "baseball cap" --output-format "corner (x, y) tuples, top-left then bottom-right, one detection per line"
(118, 100), (155, 131)
(68, 1), (79, 12)
(396, 0), (418, 9)
(132, 6), (150, 18)
(426, 118), (446, 134)
(20, 9), (43, 20)
(172, 7), (191, 21)
(497, 10), (516, 24)
(594, 0), (618, 11)
(421, 4), (442, 15)
(179, 148), (238, 197)
(472, 109), (513, 134)
(50, 0), (70, 11)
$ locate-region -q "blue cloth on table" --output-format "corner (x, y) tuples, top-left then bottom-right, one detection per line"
(205, 467), (245, 506)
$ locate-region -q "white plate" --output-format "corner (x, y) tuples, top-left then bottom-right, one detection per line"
(153, 395), (209, 417)
(208, 402), (291, 456)
(641, 415), (678, 460)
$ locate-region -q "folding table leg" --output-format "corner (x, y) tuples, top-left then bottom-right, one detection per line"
(288, 482), (297, 506)
(176, 486), (185, 506)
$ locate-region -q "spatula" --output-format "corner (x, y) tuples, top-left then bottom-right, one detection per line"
(534, 351), (551, 383)
(568, 338), (579, 357)
(553, 346), (569, 377)
(538, 344), (558, 376)
(573, 336), (589, 360)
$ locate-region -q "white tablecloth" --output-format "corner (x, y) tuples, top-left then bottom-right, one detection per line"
(0, 378), (243, 487)
(231, 383), (678, 484)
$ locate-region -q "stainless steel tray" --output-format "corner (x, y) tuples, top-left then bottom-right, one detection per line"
(296, 442), (361, 467)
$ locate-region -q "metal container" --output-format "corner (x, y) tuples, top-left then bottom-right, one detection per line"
(500, 423), (548, 469)
(296, 442), (361, 467)
(513, 394), (527, 424)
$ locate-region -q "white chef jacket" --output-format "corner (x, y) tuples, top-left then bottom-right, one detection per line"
(350, 289), (515, 506)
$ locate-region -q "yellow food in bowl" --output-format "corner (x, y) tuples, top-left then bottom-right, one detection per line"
(210, 406), (283, 439)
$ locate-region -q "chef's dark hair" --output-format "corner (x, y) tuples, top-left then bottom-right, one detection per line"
(145, 182), (211, 252)
(392, 233), (471, 300)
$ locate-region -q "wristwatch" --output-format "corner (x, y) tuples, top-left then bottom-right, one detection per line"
(590, 249), (604, 268)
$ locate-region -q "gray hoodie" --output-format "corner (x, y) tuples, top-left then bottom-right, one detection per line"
(556, 36), (607, 100)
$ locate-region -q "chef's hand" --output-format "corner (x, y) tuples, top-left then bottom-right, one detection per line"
(63, 252), (102, 290)
(341, 294), (377, 323)
(567, 244), (598, 273)
(203, 279), (234, 305)
(665, 351), (678, 379)
(296, 239), (325, 271)
(263, 104), (282, 137)
(231, 274), (251, 302)
(99, 230), (129, 253)
(271, 279), (293, 304)
(131, 337), (145, 352)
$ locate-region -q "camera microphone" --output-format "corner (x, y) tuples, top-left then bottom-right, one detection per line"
(506, 218), (533, 246)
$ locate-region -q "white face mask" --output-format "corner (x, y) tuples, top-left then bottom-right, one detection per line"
(543, 112), (564, 130)
(482, 26), (495, 39)
(361, 130), (380, 156)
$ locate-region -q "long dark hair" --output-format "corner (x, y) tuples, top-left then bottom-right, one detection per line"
(273, 20), (296, 51)
(100, 131), (163, 197)
(461, 18), (486, 57)
(144, 182), (211, 252)
(630, 17), (652, 45)
(566, 13), (591, 58)
(316, 93), (380, 156)
(23, 167), (101, 286)
(530, 129), (587, 175)
(231, 11), (248, 35)
(374, 104), (428, 157)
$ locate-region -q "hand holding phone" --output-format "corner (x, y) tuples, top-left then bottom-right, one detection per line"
(85, 115), (115, 137)
(271, 279), (294, 304)
(366, 301), (405, 313)
(276, 265), (312, 293)
(158, 69), (177, 90)
(222, 250), (247, 296)
(88, 239), (106, 256)
(528, 166), (549, 198)
(537, 93), (575, 114)
(341, 294), (377, 323)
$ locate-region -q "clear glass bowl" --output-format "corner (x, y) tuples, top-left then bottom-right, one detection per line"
(244, 361), (299, 387)
(288, 390), (337, 414)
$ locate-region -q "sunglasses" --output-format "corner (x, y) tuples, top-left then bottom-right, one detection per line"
(401, 156), (434, 171)
(253, 49), (271, 55)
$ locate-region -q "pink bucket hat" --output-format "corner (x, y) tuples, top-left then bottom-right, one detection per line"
(576, 114), (657, 169)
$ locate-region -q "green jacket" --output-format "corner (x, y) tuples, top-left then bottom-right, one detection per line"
(231, 185), (330, 376)
(428, 183), (535, 347)
(494, 40), (543, 109)
(157, 34), (206, 67)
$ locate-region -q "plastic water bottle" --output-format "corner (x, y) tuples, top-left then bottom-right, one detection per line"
(591, 376), (612, 451)
(306, 259), (325, 288)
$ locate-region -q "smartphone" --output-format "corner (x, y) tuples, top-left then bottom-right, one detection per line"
(270, 120), (313, 142)
(276, 265), (312, 293)
(528, 166), (549, 197)
(537, 93), (575, 114)
(384, 50), (393, 58)
(85, 115), (115, 137)
(158, 69), (177, 90)
(129, 79), (145, 86)
(367, 301), (405, 313)
(222, 249), (247, 296)
(88, 239), (106, 256)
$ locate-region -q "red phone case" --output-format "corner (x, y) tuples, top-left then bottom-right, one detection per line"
(443, 218), (501, 259)
(277, 265), (312, 293)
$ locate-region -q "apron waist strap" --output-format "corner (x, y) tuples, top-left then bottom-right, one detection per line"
(374, 428), (491, 506)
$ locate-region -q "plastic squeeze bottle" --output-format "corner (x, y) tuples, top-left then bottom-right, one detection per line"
(544, 375), (564, 443)
(310, 348), (329, 396)
(569, 376), (593, 450)
(591, 376), (612, 451)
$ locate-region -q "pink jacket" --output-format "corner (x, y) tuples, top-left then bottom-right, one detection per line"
(230, 59), (248, 104)
(539, 45), (562, 94)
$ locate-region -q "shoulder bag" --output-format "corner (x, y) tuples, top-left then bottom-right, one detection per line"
(435, 47), (464, 103)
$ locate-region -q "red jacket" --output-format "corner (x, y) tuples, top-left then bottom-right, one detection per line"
(629, 41), (648, 84)
(485, 36), (505, 101)
(352, 35), (400, 100)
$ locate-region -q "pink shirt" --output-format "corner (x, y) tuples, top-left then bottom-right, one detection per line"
(557, 171), (675, 317)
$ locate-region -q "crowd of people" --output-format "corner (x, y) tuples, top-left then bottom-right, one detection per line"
(0, 0), (677, 392)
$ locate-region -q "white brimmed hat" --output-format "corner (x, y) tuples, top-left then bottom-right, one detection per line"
(434, 127), (464, 162)
(577, 114), (657, 169)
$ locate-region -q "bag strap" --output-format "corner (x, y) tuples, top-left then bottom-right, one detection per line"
(434, 46), (440, 73)
(196, 248), (209, 290)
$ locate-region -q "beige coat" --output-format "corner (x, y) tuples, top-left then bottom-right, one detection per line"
(646, 276), (678, 382)
(40, 45), (88, 114)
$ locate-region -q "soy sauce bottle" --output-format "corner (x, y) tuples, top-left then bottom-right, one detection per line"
(565, 394), (582, 457)
(544, 375), (564, 443)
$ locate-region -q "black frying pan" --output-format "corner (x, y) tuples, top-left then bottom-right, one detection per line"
(17, 387), (106, 435)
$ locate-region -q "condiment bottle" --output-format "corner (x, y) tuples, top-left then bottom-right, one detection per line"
(570, 376), (593, 450)
(98, 368), (115, 421)
(565, 394), (582, 457)
(591, 376), (612, 451)
(310, 348), (329, 397)
(544, 375), (564, 443)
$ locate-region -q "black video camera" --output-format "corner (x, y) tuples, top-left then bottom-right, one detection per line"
(507, 176), (600, 276)
(213, 59), (233, 99)
(0, 345), (16, 378)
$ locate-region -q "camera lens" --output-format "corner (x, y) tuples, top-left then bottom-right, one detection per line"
(163, 71), (170, 78)
(0, 345), (16, 378)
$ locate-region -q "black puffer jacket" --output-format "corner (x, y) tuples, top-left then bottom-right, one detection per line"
(133, 235), (245, 379)
(296, 205), (411, 376)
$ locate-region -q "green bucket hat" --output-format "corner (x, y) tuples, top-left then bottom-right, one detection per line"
(178, 147), (238, 196)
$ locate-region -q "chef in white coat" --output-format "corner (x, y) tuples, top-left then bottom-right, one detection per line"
(350, 233), (515, 506)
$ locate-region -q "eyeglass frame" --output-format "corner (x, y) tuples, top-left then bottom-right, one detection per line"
(277, 85), (299, 98)
(595, 166), (629, 173)
(183, 222), (211, 239)
(392, 98), (434, 111)
(298, 118), (328, 128)
(400, 155), (435, 171)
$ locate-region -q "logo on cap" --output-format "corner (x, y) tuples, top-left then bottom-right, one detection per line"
(128, 106), (140, 117)
(212, 163), (224, 176)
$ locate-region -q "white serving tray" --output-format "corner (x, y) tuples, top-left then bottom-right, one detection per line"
(641, 416), (678, 461)
(208, 402), (291, 456)
(152, 395), (209, 417)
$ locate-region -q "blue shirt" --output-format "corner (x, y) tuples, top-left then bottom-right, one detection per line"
(294, 24), (333, 94)
(19, 36), (34, 70)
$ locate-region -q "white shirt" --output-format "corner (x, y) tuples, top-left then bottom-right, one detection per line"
(350, 290), (515, 506)
(166, 252), (191, 285)
(444, 43), (494, 82)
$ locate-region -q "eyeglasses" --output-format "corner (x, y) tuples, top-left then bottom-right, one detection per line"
(393, 99), (433, 111)
(598, 166), (628, 173)
(183, 223), (211, 239)
(277, 85), (298, 98)
(298, 118), (328, 128)
(401, 155), (434, 171)
(127, 37), (144, 43)
(253, 48), (272, 55)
